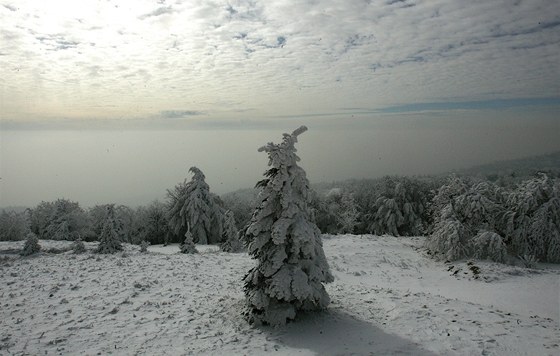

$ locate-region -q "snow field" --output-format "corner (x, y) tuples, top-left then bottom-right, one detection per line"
(1, 236), (558, 355)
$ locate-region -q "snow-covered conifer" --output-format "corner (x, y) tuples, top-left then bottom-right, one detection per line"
(243, 126), (333, 326)
(221, 210), (243, 252)
(166, 167), (224, 244)
(21, 233), (41, 256)
(96, 205), (123, 254)
(180, 229), (198, 254)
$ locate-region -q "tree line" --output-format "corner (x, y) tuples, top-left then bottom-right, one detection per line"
(1, 165), (558, 263)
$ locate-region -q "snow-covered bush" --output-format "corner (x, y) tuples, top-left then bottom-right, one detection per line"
(140, 240), (150, 253)
(243, 126), (334, 325)
(366, 177), (431, 236)
(166, 167), (224, 244)
(0, 210), (31, 241)
(315, 189), (360, 234)
(500, 174), (560, 262)
(96, 205), (123, 254)
(426, 205), (471, 261)
(221, 211), (243, 252)
(426, 174), (560, 265)
(29, 201), (55, 238)
(72, 238), (87, 254)
(221, 189), (258, 230)
(180, 230), (198, 254)
(21, 233), (41, 256)
(472, 230), (507, 263)
(426, 177), (504, 261)
(518, 254), (539, 268)
(131, 201), (171, 245)
(43, 199), (91, 241)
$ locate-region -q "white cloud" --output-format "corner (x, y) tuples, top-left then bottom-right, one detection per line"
(1, 0), (559, 122)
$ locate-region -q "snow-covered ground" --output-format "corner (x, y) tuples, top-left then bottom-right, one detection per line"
(1, 235), (558, 355)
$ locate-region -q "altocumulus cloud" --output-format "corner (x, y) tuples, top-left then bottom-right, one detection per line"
(0, 0), (558, 122)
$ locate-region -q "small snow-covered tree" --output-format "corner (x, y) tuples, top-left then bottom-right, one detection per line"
(221, 210), (243, 252)
(21, 232), (41, 256)
(72, 238), (87, 254)
(140, 240), (150, 253)
(166, 167), (224, 244)
(180, 229), (198, 254)
(96, 205), (123, 254)
(243, 126), (334, 326)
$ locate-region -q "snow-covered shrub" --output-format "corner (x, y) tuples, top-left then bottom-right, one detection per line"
(166, 167), (224, 244)
(315, 189), (360, 234)
(472, 231), (507, 263)
(131, 201), (171, 245)
(140, 240), (150, 253)
(518, 254), (539, 268)
(21, 233), (41, 256)
(500, 174), (560, 262)
(72, 238), (87, 254)
(243, 126), (334, 326)
(0, 210), (31, 241)
(426, 205), (471, 261)
(221, 189), (258, 230)
(221, 211), (243, 252)
(366, 177), (431, 236)
(96, 205), (123, 254)
(89, 204), (136, 243)
(180, 230), (198, 254)
(43, 199), (91, 241)
(426, 177), (504, 261)
(29, 201), (55, 238)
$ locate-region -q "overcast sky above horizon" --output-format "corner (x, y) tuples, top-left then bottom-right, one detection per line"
(1, 0), (559, 207)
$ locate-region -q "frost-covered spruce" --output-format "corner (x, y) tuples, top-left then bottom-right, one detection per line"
(96, 205), (123, 254)
(166, 167), (224, 244)
(221, 210), (243, 252)
(180, 230), (198, 254)
(140, 240), (150, 253)
(21, 233), (41, 256)
(243, 126), (334, 326)
(72, 238), (86, 254)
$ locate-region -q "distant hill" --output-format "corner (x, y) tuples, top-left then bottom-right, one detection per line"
(452, 151), (560, 179)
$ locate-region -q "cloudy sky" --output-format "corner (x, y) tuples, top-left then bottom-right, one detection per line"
(1, 0), (559, 207)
